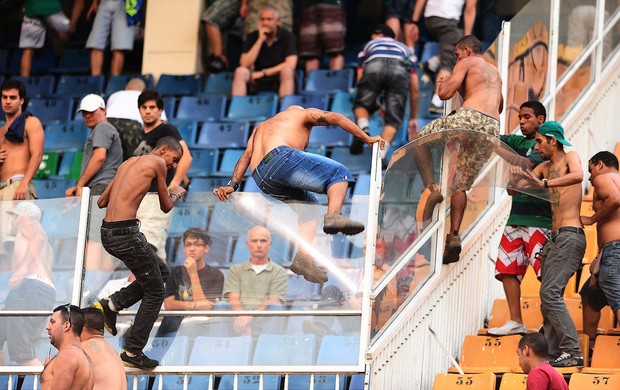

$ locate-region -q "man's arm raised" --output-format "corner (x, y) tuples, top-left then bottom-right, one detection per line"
(153, 157), (185, 213)
(306, 109), (386, 149)
(213, 131), (254, 201)
(437, 60), (469, 100)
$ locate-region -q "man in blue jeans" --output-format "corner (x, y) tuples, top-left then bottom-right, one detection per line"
(214, 106), (385, 284)
(94, 136), (186, 369)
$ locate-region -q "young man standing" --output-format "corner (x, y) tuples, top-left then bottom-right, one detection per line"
(94, 136), (186, 369)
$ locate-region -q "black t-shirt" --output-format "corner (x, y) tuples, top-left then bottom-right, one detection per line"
(133, 122), (182, 190)
(242, 27), (297, 71)
(165, 264), (225, 302)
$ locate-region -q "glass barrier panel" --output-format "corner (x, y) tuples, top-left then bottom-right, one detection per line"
(557, 0), (599, 79)
(603, 8), (620, 66)
(557, 54), (595, 120)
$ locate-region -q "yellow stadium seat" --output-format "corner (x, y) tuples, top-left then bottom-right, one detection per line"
(565, 274), (578, 298)
(565, 298), (583, 332)
(479, 298), (543, 335)
(582, 335), (620, 373)
(498, 373), (527, 390)
(521, 267), (540, 298)
(432, 373), (496, 390)
(569, 372), (620, 389)
(448, 335), (521, 373)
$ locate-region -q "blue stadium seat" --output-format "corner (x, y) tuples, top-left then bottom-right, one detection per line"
(209, 203), (263, 236)
(196, 121), (249, 149)
(104, 74), (154, 96)
(213, 149), (247, 177)
(157, 74), (204, 96)
(420, 41), (440, 63)
(55, 75), (105, 98)
(304, 69), (354, 94)
(330, 92), (355, 119)
(163, 96), (177, 117)
(13, 75), (55, 97)
(175, 95), (227, 122)
(148, 336), (190, 390)
(312, 336), (361, 390)
(330, 147), (372, 174)
(287, 274), (321, 301)
(168, 205), (209, 236)
(187, 336), (252, 390)
(188, 177), (228, 192)
(352, 174), (371, 196)
(27, 98), (73, 122)
(41, 206), (81, 239)
(203, 72), (234, 95)
(306, 145), (327, 156)
(50, 47), (91, 74)
(52, 270), (75, 304)
(57, 150), (83, 180)
(7, 48), (55, 75)
(169, 120), (198, 144)
(231, 232), (291, 265)
(224, 94), (278, 122)
(33, 178), (76, 199)
(186, 148), (218, 177)
(308, 126), (353, 147)
(280, 93), (329, 111)
(349, 374), (365, 390)
(242, 176), (260, 192)
(43, 122), (88, 152)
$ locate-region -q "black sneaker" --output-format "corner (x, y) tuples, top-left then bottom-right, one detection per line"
(549, 352), (584, 368)
(93, 298), (118, 336)
(349, 128), (369, 155)
(207, 55), (228, 73)
(120, 350), (159, 369)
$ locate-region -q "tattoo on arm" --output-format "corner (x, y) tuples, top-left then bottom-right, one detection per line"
(310, 112), (330, 126)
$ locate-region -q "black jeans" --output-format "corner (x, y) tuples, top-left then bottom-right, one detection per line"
(101, 219), (170, 354)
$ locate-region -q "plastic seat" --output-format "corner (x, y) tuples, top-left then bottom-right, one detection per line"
(479, 298), (543, 335)
(569, 373), (620, 389)
(582, 335), (620, 373)
(27, 98), (73, 122)
(304, 69), (354, 94)
(34, 152), (60, 179)
(498, 372), (527, 390)
(224, 94), (278, 122)
(188, 177), (228, 192)
(32, 178), (76, 199)
(352, 174), (371, 196)
(520, 266), (540, 298)
(156, 74), (204, 96)
(186, 336), (252, 389)
(55, 75), (105, 98)
(163, 96), (177, 117)
(330, 146), (373, 174)
(186, 148), (218, 177)
(168, 120), (198, 144)
(43, 122), (88, 152)
(196, 121), (250, 149)
(287, 274), (321, 301)
(13, 75), (55, 97)
(203, 72), (234, 95)
(213, 149), (248, 177)
(175, 95), (227, 122)
(330, 92), (355, 119)
(242, 176), (261, 192)
(432, 373), (496, 390)
(280, 93), (329, 111)
(420, 41), (440, 63)
(317, 335), (360, 366)
(448, 335), (521, 373)
(104, 74), (154, 96)
(308, 126), (353, 147)
(57, 150), (84, 180)
(50, 47), (91, 74)
(565, 297), (583, 332)
(168, 205), (209, 236)
(41, 206), (81, 239)
(148, 336), (190, 390)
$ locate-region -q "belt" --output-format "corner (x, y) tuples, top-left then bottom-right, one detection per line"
(101, 219), (140, 236)
(0, 176), (24, 190)
(550, 226), (584, 239)
(262, 151), (275, 164)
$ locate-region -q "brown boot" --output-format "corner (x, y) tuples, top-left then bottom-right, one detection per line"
(416, 184), (444, 227)
(290, 252), (328, 284)
(323, 213), (365, 235)
(443, 233), (461, 264)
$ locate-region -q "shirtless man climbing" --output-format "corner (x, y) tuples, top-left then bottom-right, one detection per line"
(41, 305), (95, 390)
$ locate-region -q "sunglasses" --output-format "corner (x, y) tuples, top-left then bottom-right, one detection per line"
(62, 303), (72, 329)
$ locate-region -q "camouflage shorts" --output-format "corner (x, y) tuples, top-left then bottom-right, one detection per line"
(107, 118), (143, 161)
(418, 107), (500, 192)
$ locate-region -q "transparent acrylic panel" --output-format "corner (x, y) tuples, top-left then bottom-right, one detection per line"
(603, 8), (620, 66)
(0, 198), (82, 365)
(557, 0), (599, 79)
(505, 0), (551, 134)
(557, 54), (595, 121)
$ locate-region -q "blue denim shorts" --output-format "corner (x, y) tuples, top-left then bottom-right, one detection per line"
(86, 0), (135, 50)
(252, 146), (354, 204)
(598, 240), (620, 313)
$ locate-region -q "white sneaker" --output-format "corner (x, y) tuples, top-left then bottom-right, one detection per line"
(487, 320), (527, 336)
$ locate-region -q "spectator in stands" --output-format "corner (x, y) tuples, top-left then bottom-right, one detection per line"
(297, 0), (345, 73)
(41, 305), (95, 390)
(134, 90), (192, 261)
(19, 0), (84, 76)
(350, 24), (419, 162)
(213, 106), (385, 283)
(94, 136), (186, 369)
(0, 202), (55, 367)
(106, 78), (168, 161)
(0, 79), (43, 201)
(80, 308), (126, 390)
(243, 1), (293, 38)
(85, 0), (136, 76)
(517, 332), (569, 390)
(219, 226), (288, 336)
(411, 0), (477, 114)
(231, 4), (297, 98)
(157, 228), (224, 336)
(411, 35), (502, 264)
(66, 94), (122, 197)
(579, 151), (620, 344)
(488, 101), (552, 336)
(384, 0), (416, 55)
(512, 121), (584, 367)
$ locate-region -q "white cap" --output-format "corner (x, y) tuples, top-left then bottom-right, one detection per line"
(6, 202), (42, 221)
(77, 94), (105, 113)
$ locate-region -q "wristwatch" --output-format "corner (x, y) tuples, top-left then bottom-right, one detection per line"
(227, 180), (239, 191)
(542, 178), (548, 188)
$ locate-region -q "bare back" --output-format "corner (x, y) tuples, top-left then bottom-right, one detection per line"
(0, 116), (42, 181)
(81, 338), (127, 390)
(540, 155), (583, 230)
(41, 346), (95, 390)
(460, 56), (503, 119)
(593, 172), (620, 247)
(13, 220), (54, 280)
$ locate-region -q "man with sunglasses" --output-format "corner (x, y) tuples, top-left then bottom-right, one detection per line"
(41, 304), (95, 390)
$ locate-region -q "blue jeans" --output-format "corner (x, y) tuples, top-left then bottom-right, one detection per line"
(101, 219), (170, 354)
(598, 240), (620, 313)
(540, 227), (586, 358)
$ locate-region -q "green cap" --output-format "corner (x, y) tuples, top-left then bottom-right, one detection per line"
(537, 121), (571, 146)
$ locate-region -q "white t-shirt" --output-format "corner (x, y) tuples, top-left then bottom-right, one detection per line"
(105, 90), (168, 125)
(425, 0), (465, 20)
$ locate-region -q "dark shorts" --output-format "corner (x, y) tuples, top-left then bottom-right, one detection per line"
(424, 16), (463, 71)
(580, 276), (608, 311)
(298, 3), (346, 58)
(384, 0), (414, 23)
(596, 241), (620, 312)
(353, 58), (410, 129)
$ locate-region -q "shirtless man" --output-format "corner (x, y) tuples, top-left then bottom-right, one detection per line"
(94, 136), (185, 369)
(80, 307), (127, 390)
(41, 305), (95, 390)
(0, 79), (44, 201)
(579, 151), (620, 343)
(411, 34), (503, 264)
(515, 121), (585, 368)
(213, 106), (384, 284)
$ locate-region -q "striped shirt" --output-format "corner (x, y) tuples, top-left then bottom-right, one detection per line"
(357, 37), (415, 72)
